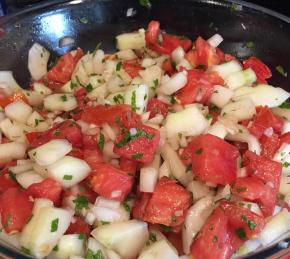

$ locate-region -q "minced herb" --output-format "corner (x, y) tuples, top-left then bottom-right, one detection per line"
(50, 218), (59, 232)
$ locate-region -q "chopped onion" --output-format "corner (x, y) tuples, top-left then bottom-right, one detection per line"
(5, 101), (32, 124)
(210, 85), (234, 108)
(0, 141), (27, 163)
(44, 94), (77, 112)
(159, 71), (187, 95)
(9, 163), (34, 174)
(102, 123), (116, 141)
(16, 171), (44, 189)
(209, 60), (242, 80)
(0, 71), (22, 92)
(116, 49), (137, 60)
(140, 167), (158, 193)
(186, 181), (214, 201)
(171, 46), (185, 63)
(207, 34), (223, 48)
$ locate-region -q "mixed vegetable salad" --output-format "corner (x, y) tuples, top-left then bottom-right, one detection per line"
(0, 20), (289, 259)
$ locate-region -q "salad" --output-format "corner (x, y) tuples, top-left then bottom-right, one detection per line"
(0, 20), (289, 259)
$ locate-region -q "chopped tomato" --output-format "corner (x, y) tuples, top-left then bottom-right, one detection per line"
(74, 88), (88, 109)
(280, 131), (290, 145)
(132, 192), (152, 220)
(249, 106), (283, 139)
(82, 135), (99, 150)
(243, 150), (282, 191)
(69, 148), (84, 159)
(185, 50), (199, 67)
(89, 163), (134, 201)
(27, 120), (83, 148)
(216, 48), (237, 63)
(243, 56), (272, 84)
(145, 20), (160, 45)
(142, 177), (190, 227)
(146, 98), (169, 119)
(195, 36), (221, 68)
(119, 157), (138, 175)
(0, 188), (33, 233)
(189, 134), (240, 185)
(83, 149), (104, 168)
(162, 59), (175, 75)
(114, 125), (160, 164)
(118, 110), (141, 129)
(0, 92), (28, 108)
(0, 174), (18, 194)
(81, 104), (131, 126)
(232, 177), (276, 217)
(260, 134), (280, 159)
(123, 60), (143, 78)
(25, 178), (62, 206)
(66, 216), (90, 236)
(47, 48), (83, 86)
(190, 207), (232, 259)
(220, 201), (266, 239)
(176, 70), (224, 105)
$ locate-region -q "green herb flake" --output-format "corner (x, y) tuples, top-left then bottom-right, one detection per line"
(153, 79), (159, 88)
(171, 215), (177, 222)
(79, 17), (88, 24)
(85, 83), (93, 92)
(236, 227), (246, 239)
(54, 129), (61, 136)
(195, 148), (203, 155)
(131, 90), (137, 112)
(93, 42), (102, 57)
(122, 198), (131, 212)
(212, 235), (218, 243)
(230, 3), (238, 12)
(60, 95), (68, 102)
(276, 65), (288, 77)
(63, 175), (73, 180)
(85, 249), (105, 259)
(70, 81), (78, 90)
(100, 221), (110, 225)
(53, 245), (59, 251)
(245, 41), (255, 49)
(171, 61), (177, 70)
(132, 153), (143, 160)
(283, 162), (290, 168)
(21, 246), (31, 255)
(116, 62), (122, 71)
(113, 94), (125, 104)
(34, 118), (44, 127)
(247, 203), (252, 210)
(241, 215), (256, 230)
(160, 224), (172, 233)
(8, 171), (17, 182)
(73, 195), (89, 214)
(170, 95), (177, 104)
(116, 128), (154, 148)
(50, 218), (59, 232)
(139, 0), (151, 8)
(279, 102), (290, 109)
(149, 232), (157, 242)
(78, 233), (85, 240)
(97, 133), (105, 151)
(186, 164), (192, 172)
(206, 114), (212, 120)
(4, 214), (11, 228)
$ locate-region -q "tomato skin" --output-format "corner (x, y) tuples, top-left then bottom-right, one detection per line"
(190, 208), (232, 259)
(25, 178), (62, 206)
(189, 134), (240, 185)
(232, 177), (276, 217)
(162, 59), (175, 75)
(114, 125), (160, 164)
(176, 70), (224, 105)
(185, 50), (199, 67)
(280, 131), (290, 144)
(145, 20), (160, 45)
(0, 174), (18, 194)
(119, 157), (138, 175)
(83, 149), (104, 168)
(143, 177), (191, 227)
(69, 148), (84, 159)
(82, 135), (99, 150)
(146, 98), (169, 119)
(243, 56), (272, 84)
(260, 134), (280, 159)
(123, 60), (143, 78)
(118, 110), (141, 129)
(66, 216), (90, 236)
(0, 188), (33, 233)
(81, 104), (131, 126)
(89, 163), (134, 202)
(28, 120), (83, 148)
(249, 106), (283, 139)
(0, 92), (28, 108)
(47, 48), (83, 86)
(132, 192), (152, 220)
(220, 201), (266, 239)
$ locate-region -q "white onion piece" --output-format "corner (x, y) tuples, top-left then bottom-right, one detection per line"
(0, 71), (22, 92)
(28, 43), (50, 81)
(17, 159), (33, 165)
(210, 85), (234, 108)
(54, 234), (84, 259)
(47, 156), (91, 188)
(272, 107), (290, 121)
(16, 171), (44, 189)
(0, 142), (26, 163)
(86, 238), (107, 258)
(214, 184), (231, 202)
(207, 34), (223, 48)
(9, 162), (34, 174)
(20, 206), (72, 259)
(165, 106), (209, 138)
(236, 202), (262, 216)
(5, 101), (32, 123)
(23, 90), (44, 106)
(209, 60), (242, 80)
(221, 98), (256, 121)
(159, 160), (171, 179)
(116, 30), (146, 50)
(124, 84), (149, 114)
(282, 121), (290, 134)
(33, 82), (52, 96)
(160, 143), (192, 186)
(26, 111), (49, 132)
(226, 132), (261, 155)
(0, 231), (21, 250)
(91, 220), (148, 259)
(176, 59), (192, 71)
(207, 121), (227, 139)
(182, 196), (214, 254)
(233, 84), (290, 108)
(273, 143), (290, 174)
(140, 167), (158, 193)
(141, 58), (156, 68)
(29, 139), (72, 166)
(44, 94), (77, 112)
(116, 49), (137, 60)
(234, 239), (261, 257)
(59, 36), (75, 48)
(139, 65), (162, 92)
(103, 141), (119, 159)
(279, 176), (290, 196)
(186, 181), (214, 201)
(138, 239), (179, 259)
(33, 198), (54, 215)
(225, 68), (256, 90)
(102, 123), (116, 141)
(171, 46), (185, 63)
(259, 209), (290, 247)
(0, 82), (13, 96)
(106, 249), (122, 259)
(159, 71), (187, 95)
